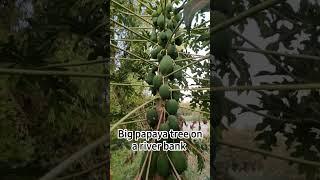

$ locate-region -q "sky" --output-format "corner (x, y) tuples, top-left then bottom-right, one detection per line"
(182, 11), (210, 103)
(223, 0), (315, 129)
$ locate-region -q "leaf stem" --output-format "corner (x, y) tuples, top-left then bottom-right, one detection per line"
(219, 140), (320, 167)
(233, 46), (320, 61)
(171, 83), (320, 92)
(111, 0), (153, 25)
(111, 97), (159, 132)
(211, 0), (285, 34)
(0, 68), (108, 78)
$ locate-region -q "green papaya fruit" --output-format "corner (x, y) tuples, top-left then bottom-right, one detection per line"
(152, 74), (163, 90)
(157, 52), (164, 62)
(168, 151), (187, 174)
(166, 99), (179, 115)
(157, 14), (165, 30)
(152, 11), (158, 17)
(159, 55), (174, 75)
(166, 0), (173, 13)
(146, 108), (158, 128)
(167, 19), (175, 30)
(167, 44), (178, 60)
(146, 70), (155, 85)
(168, 115), (179, 130)
(150, 30), (157, 43)
(159, 84), (171, 99)
(159, 31), (167, 41)
(151, 46), (162, 59)
(165, 29), (173, 40)
(157, 152), (170, 177)
(152, 17), (158, 27)
(174, 13), (182, 22)
(173, 65), (182, 80)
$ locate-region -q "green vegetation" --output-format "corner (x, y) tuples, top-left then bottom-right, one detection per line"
(169, 151), (188, 174)
(157, 152), (170, 177)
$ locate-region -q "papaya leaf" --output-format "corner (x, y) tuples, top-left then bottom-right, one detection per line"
(183, 0), (210, 31)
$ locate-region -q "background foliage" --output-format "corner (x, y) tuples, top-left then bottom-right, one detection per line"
(0, 0), (108, 179)
(186, 0), (320, 179)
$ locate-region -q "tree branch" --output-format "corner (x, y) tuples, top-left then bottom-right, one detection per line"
(0, 68), (107, 78)
(171, 83), (320, 92)
(211, 0), (285, 34)
(111, 0), (153, 26)
(219, 140), (320, 167)
(233, 46), (320, 61)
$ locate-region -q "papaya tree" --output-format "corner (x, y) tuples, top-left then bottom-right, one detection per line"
(110, 0), (210, 179)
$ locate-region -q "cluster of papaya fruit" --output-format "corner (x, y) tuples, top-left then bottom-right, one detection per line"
(212, 0), (232, 60)
(141, 0), (188, 179)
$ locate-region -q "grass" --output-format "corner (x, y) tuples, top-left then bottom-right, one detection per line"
(184, 150), (210, 180)
(110, 147), (141, 180)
